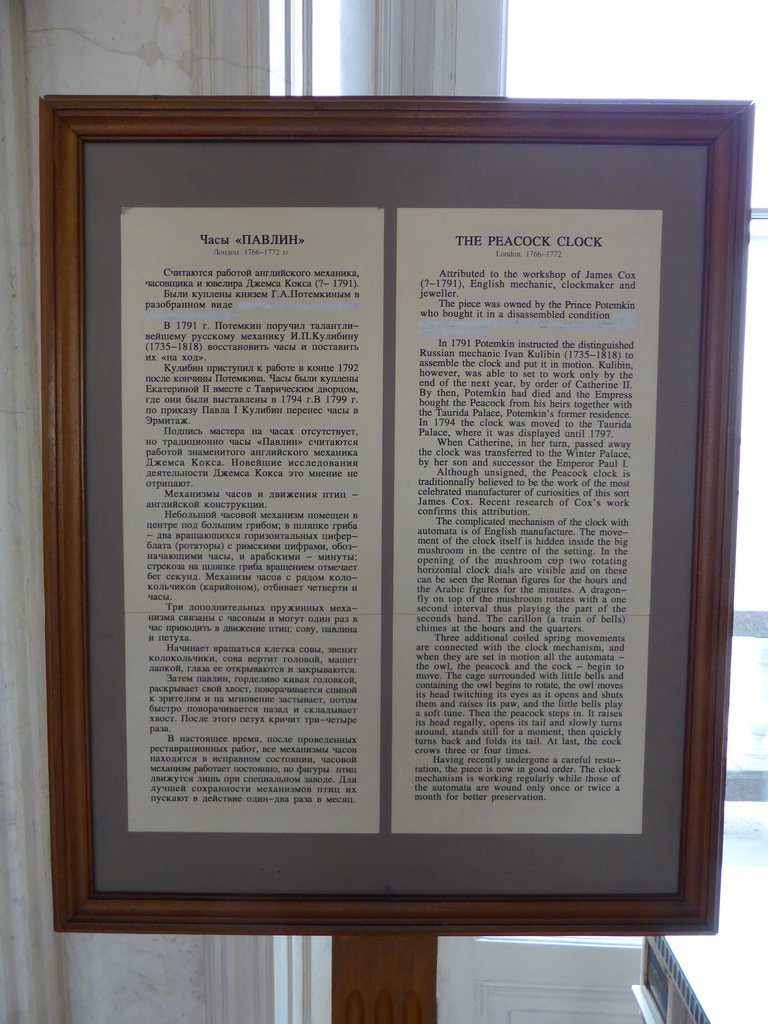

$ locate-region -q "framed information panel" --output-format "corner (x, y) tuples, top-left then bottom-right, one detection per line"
(41, 97), (752, 933)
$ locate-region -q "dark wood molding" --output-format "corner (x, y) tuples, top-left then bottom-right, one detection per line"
(332, 935), (437, 1024)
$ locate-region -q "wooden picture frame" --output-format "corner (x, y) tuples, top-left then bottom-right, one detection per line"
(41, 96), (752, 933)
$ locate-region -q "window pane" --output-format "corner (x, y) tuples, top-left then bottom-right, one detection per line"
(725, 218), (768, 865)
(506, 0), (768, 206)
(312, 0), (341, 95)
(269, 0), (287, 95)
(734, 221), (768, 613)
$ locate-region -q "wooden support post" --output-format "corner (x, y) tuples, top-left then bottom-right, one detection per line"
(332, 935), (438, 1024)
